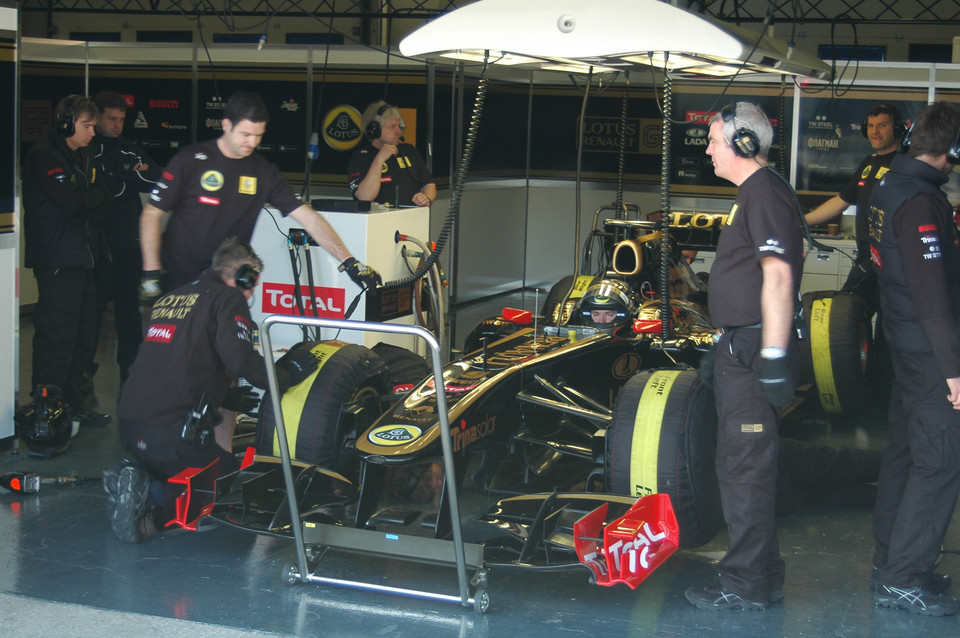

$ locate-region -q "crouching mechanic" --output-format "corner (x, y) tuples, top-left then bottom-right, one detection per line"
(103, 238), (319, 543)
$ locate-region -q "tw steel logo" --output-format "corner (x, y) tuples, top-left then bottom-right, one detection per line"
(261, 282), (346, 318)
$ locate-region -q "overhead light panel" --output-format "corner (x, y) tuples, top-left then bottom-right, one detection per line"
(400, 0), (832, 80)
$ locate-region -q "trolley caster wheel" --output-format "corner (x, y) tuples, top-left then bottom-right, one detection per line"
(281, 562), (301, 586)
(473, 588), (490, 614)
(304, 544), (323, 564)
(470, 569), (488, 589)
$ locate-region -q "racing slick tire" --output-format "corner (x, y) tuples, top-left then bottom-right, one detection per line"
(256, 342), (389, 479)
(372, 342), (430, 392)
(801, 291), (871, 414)
(606, 368), (722, 549)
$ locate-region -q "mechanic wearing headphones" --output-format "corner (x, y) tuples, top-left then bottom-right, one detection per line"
(805, 103), (906, 310)
(686, 102), (803, 611)
(91, 90), (162, 386)
(22, 94), (115, 427)
(139, 90), (380, 300)
(103, 238), (319, 543)
(347, 100), (437, 208)
(867, 101), (960, 616)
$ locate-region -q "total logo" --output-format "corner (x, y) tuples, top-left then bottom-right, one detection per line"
(261, 282), (346, 318)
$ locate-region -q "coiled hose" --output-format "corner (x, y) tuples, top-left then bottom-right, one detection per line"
(381, 64), (490, 290)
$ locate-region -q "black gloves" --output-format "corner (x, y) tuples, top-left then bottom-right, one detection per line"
(758, 354), (795, 408)
(698, 346), (716, 386)
(275, 345), (319, 392)
(338, 257), (382, 289)
(140, 270), (164, 303)
(221, 386), (261, 414)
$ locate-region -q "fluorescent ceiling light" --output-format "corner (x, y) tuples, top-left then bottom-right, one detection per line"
(399, 0), (832, 80)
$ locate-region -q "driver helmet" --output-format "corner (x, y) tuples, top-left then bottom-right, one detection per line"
(579, 279), (637, 334)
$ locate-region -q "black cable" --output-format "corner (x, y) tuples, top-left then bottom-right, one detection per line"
(381, 54), (491, 291)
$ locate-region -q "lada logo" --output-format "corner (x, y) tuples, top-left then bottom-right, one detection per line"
(368, 425), (422, 446)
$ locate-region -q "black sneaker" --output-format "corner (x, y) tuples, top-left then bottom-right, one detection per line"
(871, 566), (952, 594)
(875, 584), (960, 616)
(685, 583), (769, 611)
(110, 464), (151, 543)
(102, 460), (130, 521)
(72, 410), (111, 428)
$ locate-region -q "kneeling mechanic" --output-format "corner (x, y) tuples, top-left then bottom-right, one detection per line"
(103, 238), (318, 543)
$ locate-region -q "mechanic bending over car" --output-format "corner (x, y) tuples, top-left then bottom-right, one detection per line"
(103, 238), (320, 543)
(348, 100), (437, 208)
(867, 101), (960, 617)
(685, 102), (804, 612)
(139, 90), (381, 299)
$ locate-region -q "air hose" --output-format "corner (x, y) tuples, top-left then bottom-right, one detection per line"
(381, 59), (490, 290)
(659, 72), (673, 341)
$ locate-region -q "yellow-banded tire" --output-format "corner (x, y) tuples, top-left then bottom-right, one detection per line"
(256, 342), (388, 479)
(606, 368), (721, 549)
(801, 291), (871, 414)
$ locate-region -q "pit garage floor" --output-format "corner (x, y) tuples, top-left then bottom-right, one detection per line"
(3, 290), (959, 637)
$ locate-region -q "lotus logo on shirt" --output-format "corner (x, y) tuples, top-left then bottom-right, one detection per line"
(201, 170), (224, 191)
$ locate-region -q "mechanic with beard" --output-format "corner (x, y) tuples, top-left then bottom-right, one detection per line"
(139, 90), (380, 298)
(103, 238), (319, 543)
(685, 102), (803, 611)
(804, 103), (906, 309)
(867, 101), (960, 616)
(91, 90), (162, 385)
(348, 101), (436, 208)
(22, 94), (115, 426)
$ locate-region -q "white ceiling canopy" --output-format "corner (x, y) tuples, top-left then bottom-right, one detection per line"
(399, 0), (832, 79)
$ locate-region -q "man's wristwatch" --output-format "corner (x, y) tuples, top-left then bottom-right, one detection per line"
(760, 347), (787, 359)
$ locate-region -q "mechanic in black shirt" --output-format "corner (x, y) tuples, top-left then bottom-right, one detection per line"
(139, 91), (380, 297)
(347, 101), (436, 208)
(805, 103), (906, 307)
(22, 94), (114, 424)
(866, 101), (960, 617)
(685, 102), (803, 611)
(91, 90), (162, 384)
(103, 238), (318, 543)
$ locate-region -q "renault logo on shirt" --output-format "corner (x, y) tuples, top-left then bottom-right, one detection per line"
(201, 170), (224, 191)
(239, 176), (257, 195)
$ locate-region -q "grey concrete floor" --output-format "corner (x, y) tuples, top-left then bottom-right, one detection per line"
(2, 291), (959, 637)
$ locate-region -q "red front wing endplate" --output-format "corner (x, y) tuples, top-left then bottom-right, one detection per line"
(573, 493), (680, 589)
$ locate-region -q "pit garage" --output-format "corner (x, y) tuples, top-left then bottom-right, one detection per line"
(3, 0), (960, 635)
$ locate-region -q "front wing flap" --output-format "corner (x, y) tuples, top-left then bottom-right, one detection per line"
(574, 493), (679, 589)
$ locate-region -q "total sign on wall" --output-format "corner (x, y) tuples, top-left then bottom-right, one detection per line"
(260, 282), (346, 319)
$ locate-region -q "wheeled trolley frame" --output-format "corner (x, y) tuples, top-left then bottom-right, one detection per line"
(260, 315), (489, 613)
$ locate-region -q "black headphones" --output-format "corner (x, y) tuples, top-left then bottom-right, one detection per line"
(861, 104), (907, 140)
(900, 123), (960, 164)
(56, 94), (84, 138)
(721, 104), (760, 159)
(234, 263), (260, 290)
(233, 240), (263, 290)
(365, 103), (401, 141)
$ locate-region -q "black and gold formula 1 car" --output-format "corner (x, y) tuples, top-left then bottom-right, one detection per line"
(179, 214), (868, 603)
